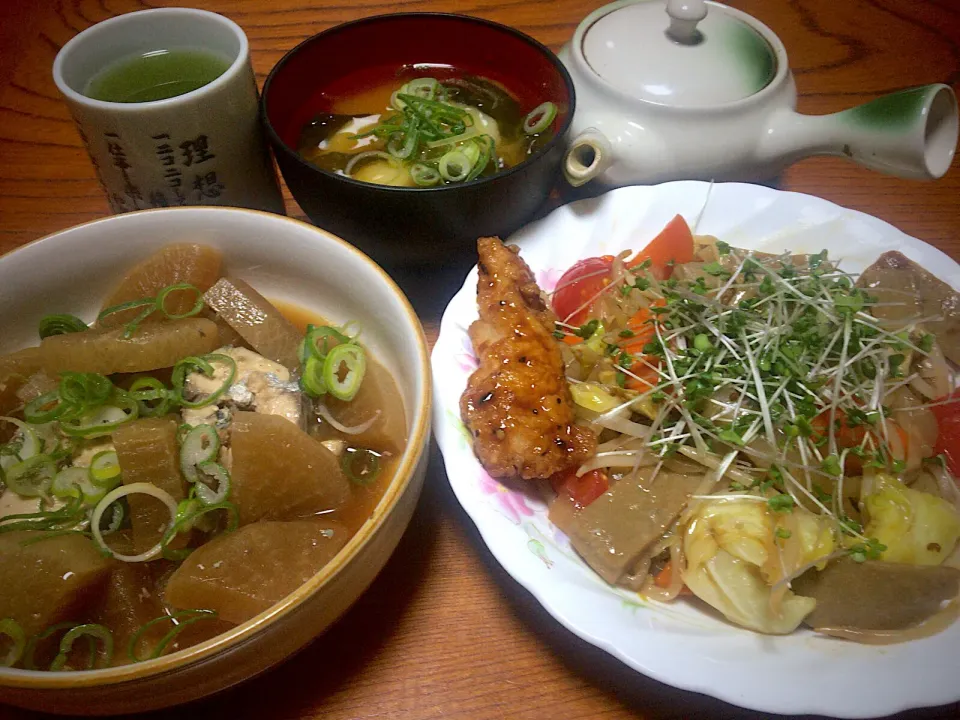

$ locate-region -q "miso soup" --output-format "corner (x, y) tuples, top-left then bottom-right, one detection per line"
(296, 66), (560, 187)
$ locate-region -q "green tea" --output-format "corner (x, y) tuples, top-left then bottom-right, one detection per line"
(84, 48), (231, 103)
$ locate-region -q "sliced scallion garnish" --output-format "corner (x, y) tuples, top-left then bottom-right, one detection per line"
(0, 618), (26, 668)
(340, 447), (381, 485)
(5, 454), (56, 497)
(98, 282), (204, 337)
(89, 450), (121, 486)
(156, 283), (204, 320)
(438, 150), (471, 182)
(179, 424), (220, 484)
(128, 610), (218, 663)
(129, 376), (174, 417)
(38, 314), (87, 339)
(48, 623), (113, 671)
(194, 461), (231, 505)
(160, 499), (238, 561)
(410, 162), (441, 187)
(172, 354), (236, 409)
(58, 392), (139, 438)
(523, 101), (558, 135)
(300, 355), (327, 398)
(323, 344), (366, 402)
(91, 483), (178, 563)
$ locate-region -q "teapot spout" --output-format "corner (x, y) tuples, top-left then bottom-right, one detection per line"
(563, 129), (614, 187)
(760, 84), (957, 180)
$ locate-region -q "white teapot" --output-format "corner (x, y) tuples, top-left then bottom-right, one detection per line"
(559, 0), (959, 187)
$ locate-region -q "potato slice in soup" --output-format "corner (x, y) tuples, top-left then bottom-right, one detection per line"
(40, 318), (219, 375)
(164, 519), (349, 624)
(230, 411), (350, 525)
(0, 531), (114, 635)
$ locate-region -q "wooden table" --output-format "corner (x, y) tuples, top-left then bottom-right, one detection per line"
(1, 1), (959, 718)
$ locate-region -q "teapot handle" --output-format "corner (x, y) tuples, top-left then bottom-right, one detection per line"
(563, 129), (614, 187)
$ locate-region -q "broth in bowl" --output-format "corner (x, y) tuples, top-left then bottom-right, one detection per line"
(0, 243), (405, 671)
(297, 68), (558, 187)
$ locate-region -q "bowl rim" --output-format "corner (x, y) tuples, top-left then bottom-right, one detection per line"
(259, 11), (577, 194)
(0, 206), (432, 689)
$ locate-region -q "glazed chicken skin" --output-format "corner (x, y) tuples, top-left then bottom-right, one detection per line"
(460, 237), (596, 480)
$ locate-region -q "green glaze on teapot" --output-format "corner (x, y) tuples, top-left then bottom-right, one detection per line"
(560, 0), (958, 187)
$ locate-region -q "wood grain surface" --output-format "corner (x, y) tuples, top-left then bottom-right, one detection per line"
(1, 1), (959, 719)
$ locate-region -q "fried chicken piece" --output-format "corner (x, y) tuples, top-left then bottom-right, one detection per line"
(460, 237), (596, 480)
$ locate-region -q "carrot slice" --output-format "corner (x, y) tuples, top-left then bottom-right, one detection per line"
(627, 215), (695, 280)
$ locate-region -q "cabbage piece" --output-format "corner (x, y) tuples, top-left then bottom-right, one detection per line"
(569, 382), (620, 413)
(863, 473), (960, 565)
(682, 499), (833, 634)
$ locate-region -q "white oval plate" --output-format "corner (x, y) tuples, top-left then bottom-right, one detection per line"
(431, 181), (960, 718)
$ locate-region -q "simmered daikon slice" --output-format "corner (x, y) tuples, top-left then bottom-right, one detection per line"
(164, 519), (349, 624)
(321, 358), (407, 454)
(0, 531), (114, 636)
(101, 244), (223, 323)
(40, 318), (219, 375)
(230, 411), (349, 525)
(204, 277), (302, 370)
(0, 347), (42, 382)
(92, 555), (165, 665)
(113, 417), (186, 555)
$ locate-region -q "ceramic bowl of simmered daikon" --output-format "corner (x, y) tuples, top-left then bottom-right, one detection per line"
(0, 207), (430, 714)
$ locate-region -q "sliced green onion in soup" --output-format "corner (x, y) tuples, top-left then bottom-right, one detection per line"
(98, 500), (125, 535)
(340, 447), (382, 485)
(89, 450), (121, 486)
(298, 324), (350, 363)
(465, 135), (496, 181)
(38, 314), (87, 339)
(160, 499), (239, 561)
(0, 618), (26, 668)
(172, 354), (236, 409)
(322, 344), (366, 402)
(59, 393), (139, 438)
(49, 624), (113, 671)
(23, 391), (66, 424)
(57, 372), (114, 418)
(405, 77), (440, 100)
(155, 283), (204, 320)
(0, 417), (41, 464)
(5, 454), (56, 497)
(439, 150), (472, 183)
(51, 466), (107, 502)
(301, 355), (327, 398)
(179, 423), (220, 484)
(344, 151), (399, 178)
(523, 101), (558, 135)
(91, 483), (178, 562)
(128, 610), (219, 663)
(410, 163), (441, 187)
(129, 376), (174, 417)
(194, 461), (231, 505)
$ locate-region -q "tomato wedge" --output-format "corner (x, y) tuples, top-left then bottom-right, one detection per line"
(552, 255), (614, 325)
(550, 467), (609, 507)
(626, 214), (695, 280)
(931, 391), (960, 475)
(551, 215), (694, 326)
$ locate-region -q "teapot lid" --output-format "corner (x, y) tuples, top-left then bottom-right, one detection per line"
(581, 0), (777, 107)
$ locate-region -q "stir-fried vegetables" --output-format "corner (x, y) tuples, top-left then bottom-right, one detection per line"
(547, 220), (960, 640)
